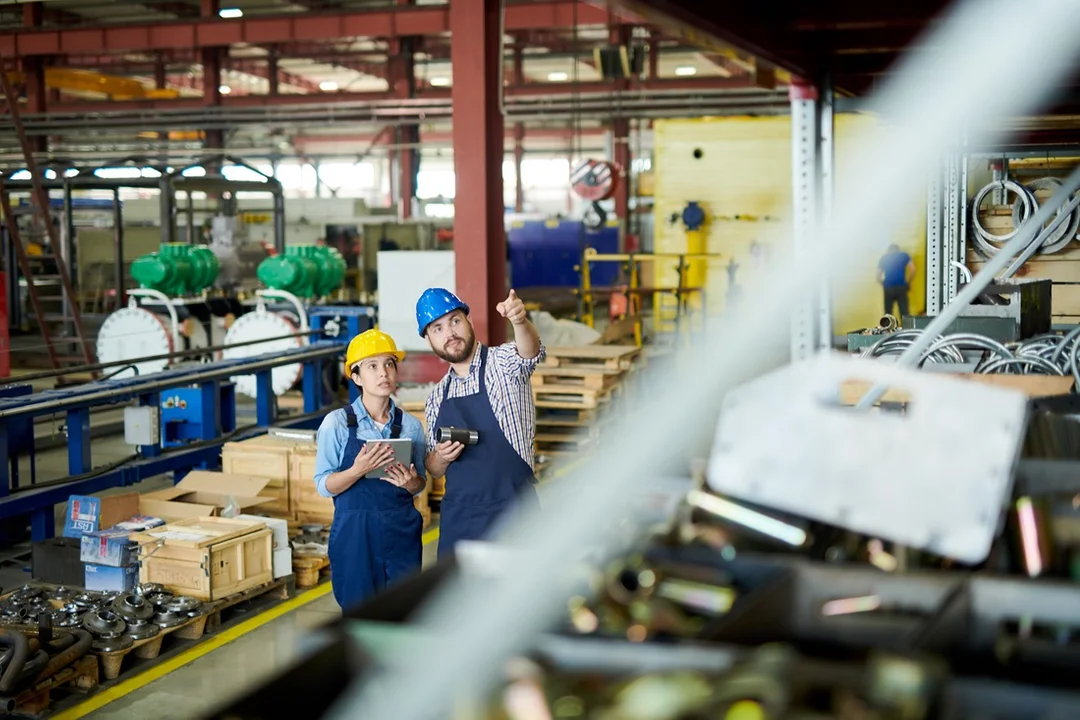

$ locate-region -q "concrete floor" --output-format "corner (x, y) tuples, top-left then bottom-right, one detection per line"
(85, 593), (343, 719)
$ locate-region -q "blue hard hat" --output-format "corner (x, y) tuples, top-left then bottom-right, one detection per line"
(416, 288), (469, 336)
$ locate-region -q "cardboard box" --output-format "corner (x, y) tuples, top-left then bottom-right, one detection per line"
(139, 471), (273, 524)
(237, 514), (288, 550)
(62, 492), (141, 538)
(85, 563), (139, 592)
(273, 547), (292, 579)
(80, 528), (135, 567)
(114, 516), (166, 532)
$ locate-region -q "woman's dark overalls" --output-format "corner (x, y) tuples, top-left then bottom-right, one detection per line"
(327, 406), (422, 609)
(434, 345), (540, 558)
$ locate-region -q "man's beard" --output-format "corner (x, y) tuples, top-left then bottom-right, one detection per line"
(433, 330), (476, 364)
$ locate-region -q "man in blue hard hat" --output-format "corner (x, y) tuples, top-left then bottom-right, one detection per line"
(417, 287), (544, 557)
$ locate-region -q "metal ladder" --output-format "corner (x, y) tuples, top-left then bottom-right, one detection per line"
(0, 48), (93, 370)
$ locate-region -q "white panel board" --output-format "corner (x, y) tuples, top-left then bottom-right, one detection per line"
(378, 250), (456, 351)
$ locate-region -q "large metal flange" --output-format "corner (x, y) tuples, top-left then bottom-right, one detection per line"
(222, 310), (304, 398)
(154, 611), (187, 629)
(92, 635), (134, 653)
(82, 609), (127, 638)
(113, 594), (155, 622)
(125, 620), (161, 641)
(97, 306), (175, 379)
(163, 596), (201, 614)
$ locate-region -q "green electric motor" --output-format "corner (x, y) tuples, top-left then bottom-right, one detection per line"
(130, 243), (220, 296)
(256, 245), (347, 299)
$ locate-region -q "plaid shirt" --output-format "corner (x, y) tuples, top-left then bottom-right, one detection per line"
(425, 342), (545, 470)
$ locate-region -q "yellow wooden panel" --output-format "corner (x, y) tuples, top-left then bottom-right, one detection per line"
(652, 115), (926, 334)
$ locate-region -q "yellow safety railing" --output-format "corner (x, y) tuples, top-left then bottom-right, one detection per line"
(575, 248), (723, 347)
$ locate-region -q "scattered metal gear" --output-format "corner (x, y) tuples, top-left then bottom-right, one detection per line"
(72, 593), (101, 610)
(82, 609), (127, 638)
(92, 635), (134, 653)
(137, 583), (166, 597)
(10, 586), (43, 603)
(50, 610), (81, 628)
(146, 592), (174, 609)
(112, 594), (155, 622)
(125, 620), (161, 641)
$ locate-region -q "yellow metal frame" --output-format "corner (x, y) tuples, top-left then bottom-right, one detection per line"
(577, 248), (723, 346)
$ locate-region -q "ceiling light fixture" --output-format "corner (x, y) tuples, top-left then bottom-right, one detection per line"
(319, 81), (339, 91)
(547, 71), (569, 82)
(674, 66), (697, 76)
(430, 77), (450, 87)
(219, 85), (232, 95)
(219, 8), (243, 19)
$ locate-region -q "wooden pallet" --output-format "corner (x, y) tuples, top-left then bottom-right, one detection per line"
(544, 345), (641, 371)
(293, 554), (331, 589)
(534, 383), (614, 409)
(532, 366), (623, 391)
(13, 654), (98, 716)
(535, 432), (597, 454)
(203, 576), (293, 634)
(536, 407), (602, 427)
(95, 612), (209, 681)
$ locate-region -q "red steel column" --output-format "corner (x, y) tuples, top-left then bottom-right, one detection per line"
(451, 0), (505, 345)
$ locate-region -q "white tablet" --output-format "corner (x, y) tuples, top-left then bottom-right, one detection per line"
(367, 438), (413, 479)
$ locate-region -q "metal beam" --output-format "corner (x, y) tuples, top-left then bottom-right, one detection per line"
(0, 2), (619, 57)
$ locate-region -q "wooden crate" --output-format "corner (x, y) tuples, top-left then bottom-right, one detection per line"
(133, 517), (273, 601)
(543, 345), (641, 371)
(221, 435), (301, 487)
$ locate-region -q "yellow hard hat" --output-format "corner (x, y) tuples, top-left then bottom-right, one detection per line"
(344, 329), (405, 378)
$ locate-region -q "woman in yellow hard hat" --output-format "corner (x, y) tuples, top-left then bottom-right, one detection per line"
(313, 328), (426, 609)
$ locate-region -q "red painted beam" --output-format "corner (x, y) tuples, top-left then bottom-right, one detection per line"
(0, 2), (616, 57)
(451, 0), (505, 346)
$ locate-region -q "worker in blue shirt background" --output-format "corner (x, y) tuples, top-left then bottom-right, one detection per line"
(313, 329), (426, 610)
(877, 243), (915, 320)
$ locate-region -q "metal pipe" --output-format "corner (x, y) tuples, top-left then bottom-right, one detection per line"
(273, 191), (286, 254)
(113, 187), (124, 311)
(0, 628), (29, 694)
(0, 342), (345, 421)
(30, 629), (91, 686)
(857, 162), (1080, 409)
(1, 328), (326, 386)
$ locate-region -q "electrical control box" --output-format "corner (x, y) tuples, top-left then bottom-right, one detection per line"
(123, 406), (160, 447)
(160, 387), (205, 448)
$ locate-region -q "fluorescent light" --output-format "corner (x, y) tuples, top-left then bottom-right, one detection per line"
(141, 167), (162, 178)
(675, 66), (697, 76)
(43, 169), (56, 180)
(547, 71), (569, 82)
(319, 81), (339, 91)
(219, 85), (232, 95)
(63, 168), (79, 178)
(182, 166), (207, 177)
(9, 170), (29, 180)
(430, 76), (450, 87)
(219, 8), (243, 18)
(94, 167), (142, 179)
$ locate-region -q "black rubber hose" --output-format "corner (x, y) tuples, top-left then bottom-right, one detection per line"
(44, 632), (76, 655)
(16, 650), (48, 682)
(0, 629), (29, 694)
(31, 629), (92, 685)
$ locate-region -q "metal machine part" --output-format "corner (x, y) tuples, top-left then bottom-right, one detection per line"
(708, 353), (1028, 563)
(124, 619), (161, 641)
(92, 635), (134, 653)
(82, 610), (127, 639)
(136, 584), (166, 597)
(163, 596), (201, 614)
(153, 611), (188, 629)
(222, 290), (308, 398)
(112, 594), (155, 622)
(437, 427), (479, 446)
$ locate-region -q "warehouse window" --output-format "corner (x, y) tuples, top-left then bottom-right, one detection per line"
(417, 169), (456, 199)
(221, 165), (270, 183)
